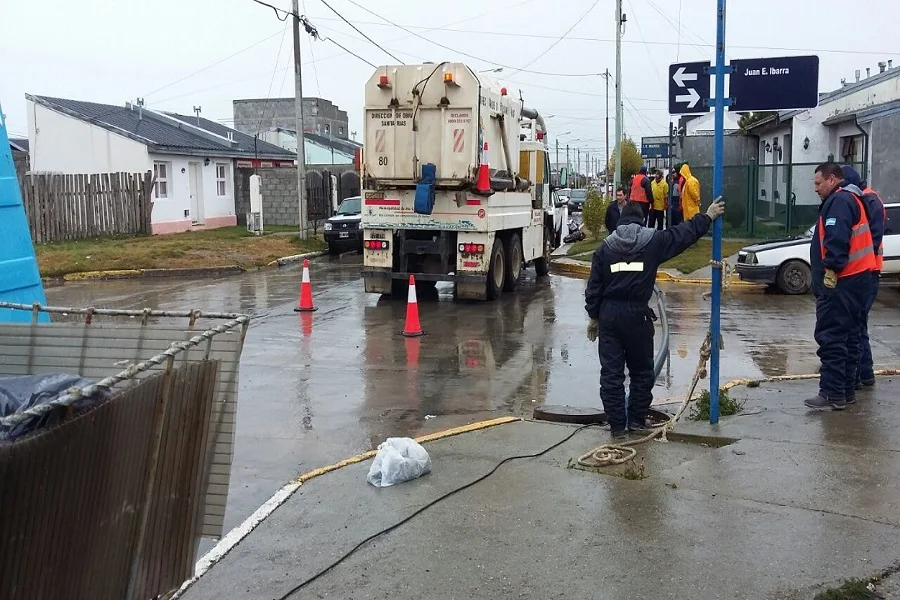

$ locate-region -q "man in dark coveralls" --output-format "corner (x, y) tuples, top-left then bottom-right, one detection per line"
(585, 199), (725, 439)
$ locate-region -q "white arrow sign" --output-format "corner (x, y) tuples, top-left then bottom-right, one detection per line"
(673, 66), (698, 88)
(675, 87), (701, 108)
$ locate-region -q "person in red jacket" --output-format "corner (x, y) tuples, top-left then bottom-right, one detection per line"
(628, 166), (654, 225)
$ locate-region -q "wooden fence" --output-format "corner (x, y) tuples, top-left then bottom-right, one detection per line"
(18, 171), (155, 243)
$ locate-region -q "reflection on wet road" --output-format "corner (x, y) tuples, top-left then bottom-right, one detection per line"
(46, 255), (900, 539)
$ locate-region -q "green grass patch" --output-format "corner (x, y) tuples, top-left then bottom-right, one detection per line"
(36, 226), (325, 277)
(566, 237), (746, 274)
(689, 388), (746, 421)
(567, 237), (605, 257)
(814, 579), (876, 600)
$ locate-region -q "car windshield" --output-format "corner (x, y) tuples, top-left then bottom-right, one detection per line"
(802, 225), (814, 238)
(336, 197), (361, 215)
(570, 190), (587, 200)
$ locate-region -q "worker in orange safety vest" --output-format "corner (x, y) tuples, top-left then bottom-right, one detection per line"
(628, 166), (654, 226)
(806, 162), (877, 411)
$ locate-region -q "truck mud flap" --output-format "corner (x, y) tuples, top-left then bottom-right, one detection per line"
(361, 268), (486, 283)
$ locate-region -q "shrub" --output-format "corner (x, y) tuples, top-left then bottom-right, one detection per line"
(582, 185), (608, 240)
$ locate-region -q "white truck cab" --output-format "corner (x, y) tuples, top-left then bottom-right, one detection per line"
(360, 62), (563, 300)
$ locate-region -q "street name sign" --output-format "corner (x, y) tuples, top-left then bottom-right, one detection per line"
(668, 61), (710, 115)
(729, 55), (819, 111)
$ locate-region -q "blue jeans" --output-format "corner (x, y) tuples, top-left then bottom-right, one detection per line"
(857, 272), (880, 383)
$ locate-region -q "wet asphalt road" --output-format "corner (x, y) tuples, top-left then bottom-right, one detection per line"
(45, 255), (900, 546)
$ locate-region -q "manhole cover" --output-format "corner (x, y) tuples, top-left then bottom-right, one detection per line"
(533, 405), (606, 425)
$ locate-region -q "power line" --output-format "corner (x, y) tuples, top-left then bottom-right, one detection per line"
(336, 0), (607, 77)
(306, 15), (900, 57)
(625, 0), (666, 93)
(256, 19), (291, 136)
(506, 0), (601, 77)
(249, 0), (292, 20)
(640, 0), (708, 53)
(318, 0), (405, 64)
(144, 28), (286, 97)
(302, 0), (322, 94)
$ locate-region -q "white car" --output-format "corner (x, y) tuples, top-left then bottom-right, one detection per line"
(735, 202), (900, 294)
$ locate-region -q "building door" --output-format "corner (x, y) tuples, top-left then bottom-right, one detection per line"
(188, 162), (205, 224)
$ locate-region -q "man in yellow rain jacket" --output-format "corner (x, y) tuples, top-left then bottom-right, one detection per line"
(679, 163), (701, 220)
(649, 169), (668, 230)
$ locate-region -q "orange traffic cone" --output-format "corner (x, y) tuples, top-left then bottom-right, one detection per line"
(402, 275), (424, 337)
(294, 259), (318, 312)
(475, 141), (491, 193)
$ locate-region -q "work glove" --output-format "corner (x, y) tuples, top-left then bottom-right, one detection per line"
(824, 268), (837, 289)
(706, 197), (725, 221)
(587, 318), (599, 343)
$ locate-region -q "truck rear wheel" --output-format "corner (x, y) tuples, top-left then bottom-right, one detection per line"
(487, 238), (505, 300)
(534, 227), (553, 276)
(503, 233), (523, 292)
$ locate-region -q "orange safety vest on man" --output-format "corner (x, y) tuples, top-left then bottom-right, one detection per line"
(818, 190), (877, 278)
(630, 173), (650, 203)
(863, 187), (886, 271)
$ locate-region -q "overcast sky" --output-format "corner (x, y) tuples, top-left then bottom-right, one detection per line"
(4, 0), (899, 164)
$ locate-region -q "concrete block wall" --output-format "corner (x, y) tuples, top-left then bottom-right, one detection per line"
(232, 98), (349, 140)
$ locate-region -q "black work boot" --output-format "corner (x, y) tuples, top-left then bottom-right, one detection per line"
(861, 377), (876, 388)
(610, 428), (628, 441)
(627, 418), (655, 434)
(804, 395), (846, 411)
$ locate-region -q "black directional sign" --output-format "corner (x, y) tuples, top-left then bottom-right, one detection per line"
(668, 61), (710, 115)
(729, 55), (819, 111)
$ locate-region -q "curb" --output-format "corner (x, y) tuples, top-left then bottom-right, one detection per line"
(265, 250), (326, 268)
(170, 415), (520, 598)
(551, 259), (761, 287)
(58, 266), (246, 282)
(44, 251), (326, 284)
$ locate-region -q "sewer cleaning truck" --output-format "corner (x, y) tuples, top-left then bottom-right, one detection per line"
(360, 62), (565, 300)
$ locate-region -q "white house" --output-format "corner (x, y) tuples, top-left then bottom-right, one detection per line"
(748, 61), (900, 219)
(26, 95), (296, 234)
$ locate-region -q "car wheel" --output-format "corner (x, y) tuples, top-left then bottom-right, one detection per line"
(777, 260), (811, 295)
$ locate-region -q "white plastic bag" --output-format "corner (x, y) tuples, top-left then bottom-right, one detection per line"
(367, 437), (432, 487)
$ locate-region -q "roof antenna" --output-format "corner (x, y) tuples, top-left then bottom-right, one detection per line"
(193, 105), (202, 126)
(136, 97), (144, 120)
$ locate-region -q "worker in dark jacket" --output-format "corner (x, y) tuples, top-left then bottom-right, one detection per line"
(605, 188), (626, 233)
(585, 199), (725, 438)
(806, 162), (877, 410)
(841, 165), (884, 390)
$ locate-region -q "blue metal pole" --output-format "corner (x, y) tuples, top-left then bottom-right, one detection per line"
(710, 0), (728, 424)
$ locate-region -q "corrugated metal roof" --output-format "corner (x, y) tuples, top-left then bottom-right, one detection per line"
(28, 95), (296, 159)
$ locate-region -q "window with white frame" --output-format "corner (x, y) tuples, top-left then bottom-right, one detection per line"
(216, 163), (228, 196)
(153, 161), (169, 199)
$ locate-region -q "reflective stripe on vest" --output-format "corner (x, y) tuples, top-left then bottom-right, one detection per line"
(630, 174), (650, 203)
(863, 187), (885, 270)
(610, 261), (645, 273)
(818, 192), (877, 278)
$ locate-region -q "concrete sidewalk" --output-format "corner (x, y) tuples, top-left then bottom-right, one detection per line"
(180, 377), (900, 600)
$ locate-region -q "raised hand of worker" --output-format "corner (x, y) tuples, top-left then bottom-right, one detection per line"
(587, 318), (599, 342)
(706, 197), (725, 221)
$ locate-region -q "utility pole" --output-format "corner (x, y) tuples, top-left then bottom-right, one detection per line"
(555, 138), (559, 181)
(614, 0), (624, 193)
(292, 0), (309, 240)
(576, 148), (581, 188)
(566, 145), (570, 185)
(603, 68), (610, 187)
